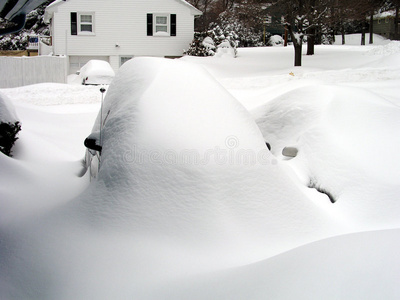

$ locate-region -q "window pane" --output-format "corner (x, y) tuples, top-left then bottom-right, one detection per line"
(156, 16), (167, 25)
(81, 15), (92, 23)
(81, 24), (93, 32)
(156, 25), (167, 32)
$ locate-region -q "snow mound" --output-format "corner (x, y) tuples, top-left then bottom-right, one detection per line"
(367, 41), (400, 56)
(268, 35), (284, 46)
(0, 92), (18, 123)
(155, 229), (400, 300)
(0, 83), (102, 106)
(253, 85), (400, 227)
(0, 58), (346, 299)
(215, 40), (237, 58)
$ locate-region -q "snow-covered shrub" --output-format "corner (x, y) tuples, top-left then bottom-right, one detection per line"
(268, 35), (284, 46)
(184, 25), (238, 57)
(321, 34), (333, 45)
(202, 37), (216, 54)
(215, 40), (237, 58)
(0, 93), (21, 157)
(216, 8), (264, 47)
(184, 32), (215, 56)
(0, 122), (21, 156)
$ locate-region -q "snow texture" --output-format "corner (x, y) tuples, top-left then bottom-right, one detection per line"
(1, 38), (400, 299)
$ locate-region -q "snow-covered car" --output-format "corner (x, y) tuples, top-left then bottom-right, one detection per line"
(81, 58), (327, 255)
(83, 57), (274, 181)
(77, 60), (115, 85)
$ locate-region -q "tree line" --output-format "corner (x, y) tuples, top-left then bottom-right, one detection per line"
(187, 0), (400, 65)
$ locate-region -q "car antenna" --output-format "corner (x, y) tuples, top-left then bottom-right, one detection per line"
(99, 87), (106, 147)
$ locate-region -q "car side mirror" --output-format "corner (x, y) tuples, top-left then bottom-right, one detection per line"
(0, 14), (26, 36)
(84, 131), (102, 153)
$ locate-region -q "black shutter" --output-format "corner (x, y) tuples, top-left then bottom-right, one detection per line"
(170, 14), (176, 36)
(147, 14), (153, 36)
(71, 12), (77, 35)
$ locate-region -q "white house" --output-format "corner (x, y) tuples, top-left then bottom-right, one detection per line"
(44, 0), (202, 74)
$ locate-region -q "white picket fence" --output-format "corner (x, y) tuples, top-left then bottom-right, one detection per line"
(0, 55), (68, 88)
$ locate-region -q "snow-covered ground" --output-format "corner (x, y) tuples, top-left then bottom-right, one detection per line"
(1, 35), (400, 299)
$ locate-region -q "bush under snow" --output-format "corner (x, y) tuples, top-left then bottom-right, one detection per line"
(0, 92), (21, 156)
(268, 35), (284, 46)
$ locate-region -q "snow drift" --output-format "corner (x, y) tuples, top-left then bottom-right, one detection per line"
(1, 52), (400, 299)
(0, 58), (342, 299)
(0, 92), (18, 123)
(253, 84), (400, 229)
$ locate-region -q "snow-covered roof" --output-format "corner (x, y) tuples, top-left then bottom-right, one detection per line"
(373, 10), (395, 20)
(44, 0), (202, 23)
(44, 0), (64, 23)
(176, 0), (202, 15)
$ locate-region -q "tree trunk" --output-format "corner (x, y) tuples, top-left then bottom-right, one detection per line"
(341, 24), (345, 45)
(369, 13), (374, 44)
(361, 22), (366, 45)
(395, 5), (399, 39)
(288, 24), (302, 66)
(307, 27), (315, 55)
(284, 25), (288, 47)
(294, 44), (302, 66)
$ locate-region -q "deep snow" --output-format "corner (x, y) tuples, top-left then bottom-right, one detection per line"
(1, 36), (400, 299)
(0, 91), (18, 123)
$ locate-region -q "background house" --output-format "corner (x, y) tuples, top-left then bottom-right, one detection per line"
(373, 10), (399, 40)
(44, 0), (202, 74)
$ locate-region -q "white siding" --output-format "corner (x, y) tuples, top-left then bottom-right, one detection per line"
(50, 0), (197, 73)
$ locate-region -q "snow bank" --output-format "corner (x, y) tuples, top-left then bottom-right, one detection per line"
(215, 40), (237, 58)
(253, 84), (400, 228)
(0, 92), (18, 123)
(367, 41), (400, 56)
(0, 83), (102, 106)
(154, 229), (400, 300)
(0, 58), (345, 299)
(1, 44), (400, 299)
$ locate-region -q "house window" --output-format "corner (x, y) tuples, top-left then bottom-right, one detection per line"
(154, 14), (169, 35)
(147, 14), (176, 36)
(265, 15), (272, 24)
(120, 56), (133, 66)
(78, 13), (95, 34)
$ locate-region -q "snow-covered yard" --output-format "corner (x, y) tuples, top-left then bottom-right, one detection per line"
(1, 34), (400, 299)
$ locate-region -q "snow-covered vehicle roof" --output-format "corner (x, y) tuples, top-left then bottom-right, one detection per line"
(78, 60), (115, 85)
